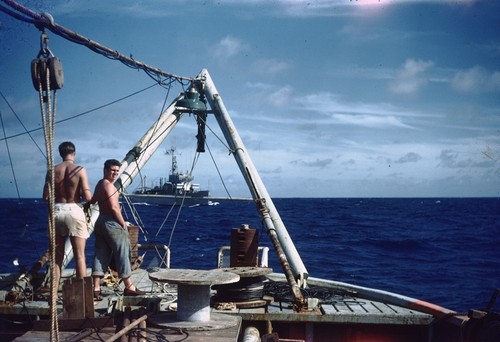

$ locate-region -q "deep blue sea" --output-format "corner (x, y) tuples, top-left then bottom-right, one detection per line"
(0, 197), (498, 313)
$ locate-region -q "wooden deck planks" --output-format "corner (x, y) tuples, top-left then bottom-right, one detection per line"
(320, 298), (433, 324)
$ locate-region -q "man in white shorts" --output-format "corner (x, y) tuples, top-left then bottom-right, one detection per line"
(43, 141), (92, 289)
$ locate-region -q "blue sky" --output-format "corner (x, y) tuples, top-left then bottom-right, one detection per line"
(0, 0), (499, 198)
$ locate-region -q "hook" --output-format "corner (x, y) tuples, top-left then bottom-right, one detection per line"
(37, 30), (54, 59)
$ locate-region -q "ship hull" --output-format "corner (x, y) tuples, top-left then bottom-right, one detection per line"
(125, 193), (212, 206)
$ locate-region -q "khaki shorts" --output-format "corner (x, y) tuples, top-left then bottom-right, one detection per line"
(54, 203), (89, 239)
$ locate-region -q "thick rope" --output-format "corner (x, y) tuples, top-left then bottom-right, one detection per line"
(38, 63), (59, 342)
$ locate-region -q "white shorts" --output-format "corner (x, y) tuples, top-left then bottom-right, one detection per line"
(54, 203), (89, 239)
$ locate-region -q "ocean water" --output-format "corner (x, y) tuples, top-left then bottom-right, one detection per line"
(0, 197), (498, 313)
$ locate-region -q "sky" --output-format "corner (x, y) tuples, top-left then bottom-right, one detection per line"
(0, 0), (499, 199)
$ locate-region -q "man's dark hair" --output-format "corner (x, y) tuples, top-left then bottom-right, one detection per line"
(59, 141), (75, 158)
(104, 159), (121, 170)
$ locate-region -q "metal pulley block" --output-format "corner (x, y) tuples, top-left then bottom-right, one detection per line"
(31, 30), (64, 91)
(31, 57), (64, 91)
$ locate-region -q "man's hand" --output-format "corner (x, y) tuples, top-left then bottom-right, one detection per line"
(83, 201), (92, 212)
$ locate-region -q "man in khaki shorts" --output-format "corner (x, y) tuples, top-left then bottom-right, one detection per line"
(43, 141), (92, 288)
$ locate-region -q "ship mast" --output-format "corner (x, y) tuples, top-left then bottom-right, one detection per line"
(166, 147), (179, 176)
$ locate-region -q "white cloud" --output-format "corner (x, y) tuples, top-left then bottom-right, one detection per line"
(393, 152), (422, 164)
(212, 36), (248, 61)
(266, 86), (294, 108)
(451, 66), (500, 93)
(294, 92), (418, 129)
(252, 58), (291, 76)
(390, 59), (434, 95)
(332, 113), (413, 129)
(290, 158), (333, 169)
(244, 82), (294, 109)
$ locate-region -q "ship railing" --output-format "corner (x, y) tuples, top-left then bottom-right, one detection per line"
(137, 243), (171, 269)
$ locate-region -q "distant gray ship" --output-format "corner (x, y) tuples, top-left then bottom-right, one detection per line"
(126, 147), (210, 206)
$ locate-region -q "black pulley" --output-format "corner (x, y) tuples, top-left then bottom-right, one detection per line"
(31, 31), (64, 91)
(31, 57), (64, 91)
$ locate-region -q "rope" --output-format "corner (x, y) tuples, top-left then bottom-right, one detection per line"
(37, 57), (59, 342)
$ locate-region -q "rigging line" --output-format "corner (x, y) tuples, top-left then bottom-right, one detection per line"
(192, 114), (234, 198)
(164, 150), (200, 248)
(22, 224), (42, 263)
(149, 202), (180, 262)
(153, 149), (195, 249)
(206, 140), (233, 199)
(1, 0), (193, 83)
(144, 204), (175, 265)
(154, 203), (176, 242)
(200, 113), (234, 153)
(167, 198), (185, 249)
(114, 192), (154, 279)
(121, 189), (149, 241)
(164, 151), (202, 248)
(0, 90), (46, 158)
(0, 82), (159, 142)
(140, 157), (187, 247)
(188, 150), (201, 175)
(0, 108), (21, 200)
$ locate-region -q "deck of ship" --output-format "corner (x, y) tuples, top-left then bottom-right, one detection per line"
(0, 267), (454, 342)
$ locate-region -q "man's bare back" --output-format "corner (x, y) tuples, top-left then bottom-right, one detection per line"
(48, 161), (91, 203)
(43, 141), (91, 204)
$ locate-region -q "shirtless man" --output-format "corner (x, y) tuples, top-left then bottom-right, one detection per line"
(89, 159), (144, 297)
(43, 141), (92, 289)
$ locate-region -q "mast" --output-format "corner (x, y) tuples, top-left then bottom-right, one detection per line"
(167, 147), (178, 175)
(200, 70), (309, 290)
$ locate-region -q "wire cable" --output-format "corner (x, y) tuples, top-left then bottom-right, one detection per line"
(0, 108), (21, 199)
(0, 90), (46, 157)
(0, 83), (160, 143)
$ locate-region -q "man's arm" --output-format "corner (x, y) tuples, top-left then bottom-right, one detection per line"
(79, 167), (92, 202)
(104, 181), (127, 229)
